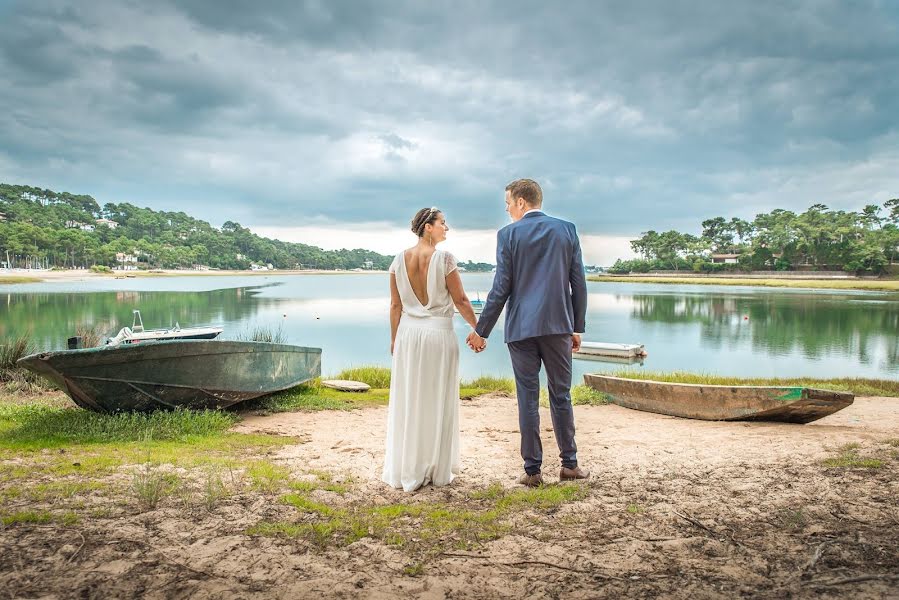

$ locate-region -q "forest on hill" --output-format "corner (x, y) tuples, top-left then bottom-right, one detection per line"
(0, 183), (480, 271)
(610, 199), (899, 274)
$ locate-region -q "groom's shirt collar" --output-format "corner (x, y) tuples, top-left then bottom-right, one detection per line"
(522, 208), (543, 218)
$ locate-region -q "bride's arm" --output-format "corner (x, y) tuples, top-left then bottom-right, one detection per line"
(446, 270), (478, 330)
(389, 274), (402, 354)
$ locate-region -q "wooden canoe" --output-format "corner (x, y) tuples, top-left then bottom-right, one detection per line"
(583, 374), (853, 423)
(18, 340), (321, 413)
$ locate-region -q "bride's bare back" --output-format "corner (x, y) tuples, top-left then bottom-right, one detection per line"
(403, 248), (436, 307)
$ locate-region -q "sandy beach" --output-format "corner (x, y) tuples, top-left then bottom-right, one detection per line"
(2, 392), (897, 598)
(1, 268), (387, 283)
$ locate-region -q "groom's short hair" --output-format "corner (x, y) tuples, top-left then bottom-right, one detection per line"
(505, 179), (543, 208)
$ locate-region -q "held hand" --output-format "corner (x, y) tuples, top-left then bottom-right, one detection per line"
(466, 331), (487, 353)
(571, 333), (581, 353)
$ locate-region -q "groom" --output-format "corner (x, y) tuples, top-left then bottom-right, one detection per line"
(467, 179), (589, 487)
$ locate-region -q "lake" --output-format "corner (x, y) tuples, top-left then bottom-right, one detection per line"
(2, 273), (898, 381)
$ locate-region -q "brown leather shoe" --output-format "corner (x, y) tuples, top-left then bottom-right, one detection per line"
(559, 466), (589, 481)
(518, 472), (543, 487)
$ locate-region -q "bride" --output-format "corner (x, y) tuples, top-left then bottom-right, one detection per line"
(382, 207), (485, 492)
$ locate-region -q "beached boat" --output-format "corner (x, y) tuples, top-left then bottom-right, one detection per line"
(106, 310), (223, 345)
(18, 340), (321, 413)
(574, 342), (647, 359)
(583, 374), (853, 423)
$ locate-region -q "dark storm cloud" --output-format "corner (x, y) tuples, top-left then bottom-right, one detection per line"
(0, 0), (897, 237)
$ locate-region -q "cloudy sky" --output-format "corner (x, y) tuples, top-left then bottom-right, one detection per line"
(1, 1), (897, 264)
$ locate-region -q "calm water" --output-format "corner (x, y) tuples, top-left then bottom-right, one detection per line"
(2, 274), (898, 381)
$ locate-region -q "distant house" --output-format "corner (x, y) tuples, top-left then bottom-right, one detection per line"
(0, 212), (6, 221)
(363, 259), (374, 270)
(115, 252), (138, 270)
(711, 253), (741, 264)
(65, 220), (95, 231)
(95, 218), (119, 229)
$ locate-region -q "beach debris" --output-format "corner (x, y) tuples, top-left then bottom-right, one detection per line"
(321, 379), (370, 392)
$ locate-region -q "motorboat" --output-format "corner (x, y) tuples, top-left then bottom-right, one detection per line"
(106, 310), (223, 345)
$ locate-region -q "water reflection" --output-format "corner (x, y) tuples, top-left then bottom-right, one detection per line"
(628, 291), (899, 369)
(1, 276), (897, 379)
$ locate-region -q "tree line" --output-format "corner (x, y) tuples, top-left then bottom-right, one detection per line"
(0, 183), (401, 271)
(610, 200), (899, 274)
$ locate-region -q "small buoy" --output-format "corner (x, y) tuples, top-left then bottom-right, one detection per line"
(743, 316), (749, 320)
(283, 314), (287, 317)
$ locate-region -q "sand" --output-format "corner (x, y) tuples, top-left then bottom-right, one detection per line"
(1, 267), (387, 283)
(2, 394), (897, 598)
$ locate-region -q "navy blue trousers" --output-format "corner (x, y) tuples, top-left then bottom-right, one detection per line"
(507, 334), (578, 475)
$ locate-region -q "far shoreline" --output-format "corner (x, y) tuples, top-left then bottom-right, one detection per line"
(0, 268), (390, 284)
(588, 274), (899, 292)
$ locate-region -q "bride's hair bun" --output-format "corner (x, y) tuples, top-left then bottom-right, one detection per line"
(411, 207), (440, 237)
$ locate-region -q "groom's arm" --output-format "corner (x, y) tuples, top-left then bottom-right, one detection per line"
(569, 225), (587, 334)
(475, 229), (512, 339)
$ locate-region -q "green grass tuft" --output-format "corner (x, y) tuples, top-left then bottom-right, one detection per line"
(333, 366), (392, 388)
(249, 381), (390, 412)
(460, 376), (516, 396)
(250, 482), (588, 552)
(821, 443), (884, 469)
(1, 509), (78, 526)
(0, 404), (238, 449)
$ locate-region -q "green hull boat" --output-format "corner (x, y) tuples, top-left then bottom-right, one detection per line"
(18, 340), (322, 413)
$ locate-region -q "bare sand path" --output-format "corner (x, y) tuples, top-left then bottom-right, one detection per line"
(234, 395), (899, 484)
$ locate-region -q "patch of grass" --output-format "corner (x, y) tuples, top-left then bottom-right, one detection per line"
(202, 468), (231, 511)
(0, 335), (50, 390)
(572, 385), (609, 406)
(250, 381), (390, 412)
(587, 275), (899, 292)
(0, 336), (32, 370)
(74, 324), (107, 348)
(132, 463), (180, 509)
(822, 444), (884, 469)
(539, 385), (609, 408)
(403, 562), (425, 577)
(775, 508), (807, 531)
(1, 509), (78, 526)
(251, 482), (588, 553)
(24, 480), (108, 502)
(460, 376), (516, 396)
(882, 438), (899, 447)
(333, 366), (392, 389)
(0, 276), (42, 284)
(236, 324), (287, 344)
(626, 503), (644, 515)
(0, 404), (238, 449)
(246, 461), (291, 494)
(608, 370), (899, 398)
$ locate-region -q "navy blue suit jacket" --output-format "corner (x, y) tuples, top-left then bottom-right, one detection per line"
(475, 211), (588, 343)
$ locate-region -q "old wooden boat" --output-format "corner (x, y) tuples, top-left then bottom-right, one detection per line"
(574, 342), (647, 359)
(583, 374), (853, 423)
(18, 340), (321, 413)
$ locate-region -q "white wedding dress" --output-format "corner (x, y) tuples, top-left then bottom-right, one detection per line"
(382, 249), (461, 492)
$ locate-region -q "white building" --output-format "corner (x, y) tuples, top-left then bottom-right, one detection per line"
(96, 218), (119, 229)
